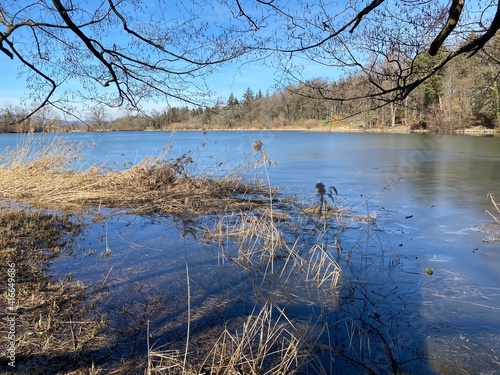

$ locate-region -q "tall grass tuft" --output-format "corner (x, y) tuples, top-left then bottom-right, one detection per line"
(200, 303), (302, 375)
(147, 303), (303, 375)
(0, 137), (266, 216)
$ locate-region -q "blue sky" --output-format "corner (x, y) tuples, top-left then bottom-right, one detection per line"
(1, 58), (27, 107)
(0, 0), (346, 118)
(0, 42), (338, 117)
(0, 51), (271, 118)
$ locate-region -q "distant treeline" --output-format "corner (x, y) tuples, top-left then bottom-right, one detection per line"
(2, 40), (499, 133)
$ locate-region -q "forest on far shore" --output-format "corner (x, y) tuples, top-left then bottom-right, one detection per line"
(2, 37), (499, 134)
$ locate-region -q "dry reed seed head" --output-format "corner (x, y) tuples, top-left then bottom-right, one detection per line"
(252, 140), (263, 152)
(315, 181), (326, 196)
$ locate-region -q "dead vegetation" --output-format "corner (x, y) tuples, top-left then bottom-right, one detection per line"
(484, 193), (500, 242)
(0, 207), (109, 375)
(486, 193), (500, 225)
(145, 181), (357, 374)
(0, 137), (385, 374)
(148, 303), (305, 375)
(0, 138), (266, 216)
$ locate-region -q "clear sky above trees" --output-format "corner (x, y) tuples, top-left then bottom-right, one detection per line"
(1, 0), (499, 122)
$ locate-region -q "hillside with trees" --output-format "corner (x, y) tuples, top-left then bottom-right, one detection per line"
(1, 0), (499, 133)
(2, 34), (499, 134)
(116, 35), (500, 133)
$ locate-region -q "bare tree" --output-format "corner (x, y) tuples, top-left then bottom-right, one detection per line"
(87, 104), (107, 130)
(0, 0), (254, 122)
(234, 0), (500, 111)
(0, 105), (29, 132)
(2, 0), (499, 124)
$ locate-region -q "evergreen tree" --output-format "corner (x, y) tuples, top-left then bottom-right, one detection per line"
(227, 93), (240, 107)
(242, 88), (255, 106)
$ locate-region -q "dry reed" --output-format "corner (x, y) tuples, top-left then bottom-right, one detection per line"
(147, 198), (353, 374)
(486, 193), (500, 224)
(147, 303), (304, 375)
(207, 205), (346, 304)
(0, 137), (265, 216)
(485, 193), (500, 242)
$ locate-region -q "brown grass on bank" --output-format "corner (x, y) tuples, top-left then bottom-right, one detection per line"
(0, 207), (108, 375)
(0, 138), (265, 216)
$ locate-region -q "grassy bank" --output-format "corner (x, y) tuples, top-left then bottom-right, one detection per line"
(0, 207), (109, 374)
(0, 137), (368, 374)
(0, 138), (266, 216)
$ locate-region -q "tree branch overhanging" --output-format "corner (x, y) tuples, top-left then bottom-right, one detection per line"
(51, 0), (121, 94)
(429, 0), (465, 55)
(1, 0), (500, 125)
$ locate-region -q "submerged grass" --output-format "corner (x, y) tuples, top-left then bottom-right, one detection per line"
(0, 207), (109, 374)
(205, 207), (347, 310)
(1, 136), (392, 374)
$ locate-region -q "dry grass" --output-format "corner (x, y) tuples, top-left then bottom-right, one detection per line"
(484, 193), (500, 242)
(199, 303), (302, 375)
(486, 193), (500, 224)
(0, 137), (265, 216)
(147, 303), (304, 375)
(207, 204), (349, 309)
(0, 207), (109, 375)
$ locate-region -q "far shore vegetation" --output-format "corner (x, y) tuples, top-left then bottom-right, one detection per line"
(2, 44), (499, 135)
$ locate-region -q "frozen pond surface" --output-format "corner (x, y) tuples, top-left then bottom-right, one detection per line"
(2, 131), (499, 373)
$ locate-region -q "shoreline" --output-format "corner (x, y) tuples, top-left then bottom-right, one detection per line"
(1, 124), (499, 136)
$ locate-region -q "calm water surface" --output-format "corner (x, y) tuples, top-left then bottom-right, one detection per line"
(2, 131), (499, 373)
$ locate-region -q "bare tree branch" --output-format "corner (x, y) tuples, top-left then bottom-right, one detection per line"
(51, 0), (121, 91)
(429, 0), (465, 55)
(1, 37), (57, 124)
(349, 0), (385, 34)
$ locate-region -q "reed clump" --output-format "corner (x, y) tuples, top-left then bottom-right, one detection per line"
(147, 201), (350, 374)
(207, 204), (347, 309)
(147, 303), (305, 375)
(0, 138), (265, 216)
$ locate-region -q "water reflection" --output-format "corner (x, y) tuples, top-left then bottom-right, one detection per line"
(2, 131), (499, 373)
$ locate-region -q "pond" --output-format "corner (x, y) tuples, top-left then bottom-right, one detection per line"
(2, 130), (499, 374)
